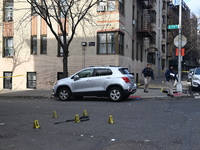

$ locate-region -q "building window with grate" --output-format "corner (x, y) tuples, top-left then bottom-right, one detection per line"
(3, 37), (14, 57)
(41, 35), (47, 54)
(27, 72), (36, 89)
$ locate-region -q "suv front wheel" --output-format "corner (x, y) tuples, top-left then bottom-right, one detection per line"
(58, 87), (71, 101)
(108, 87), (123, 102)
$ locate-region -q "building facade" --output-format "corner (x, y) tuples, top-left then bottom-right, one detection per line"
(0, 0), (170, 90)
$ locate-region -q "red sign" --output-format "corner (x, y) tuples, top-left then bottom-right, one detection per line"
(176, 48), (185, 56)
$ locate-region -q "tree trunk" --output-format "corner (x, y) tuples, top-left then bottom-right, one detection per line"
(63, 46), (68, 78)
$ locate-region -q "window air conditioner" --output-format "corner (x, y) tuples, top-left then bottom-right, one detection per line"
(97, 5), (105, 12)
(6, 16), (12, 21)
(132, 20), (136, 25)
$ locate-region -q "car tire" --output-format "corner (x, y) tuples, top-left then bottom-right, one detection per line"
(58, 87), (71, 101)
(108, 87), (123, 102)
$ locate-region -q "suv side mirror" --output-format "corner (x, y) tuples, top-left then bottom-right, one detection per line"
(74, 75), (79, 81)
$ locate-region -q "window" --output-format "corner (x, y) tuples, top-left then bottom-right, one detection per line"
(31, 0), (39, 15)
(3, 37), (14, 57)
(4, 0), (13, 22)
(31, 36), (37, 54)
(94, 69), (112, 76)
(132, 40), (134, 60)
(3, 72), (12, 89)
(136, 42), (139, 61)
(41, 35), (47, 54)
(150, 11), (156, 23)
(27, 72), (36, 89)
(76, 69), (94, 78)
(162, 30), (165, 39)
(118, 0), (124, 14)
(140, 45), (143, 62)
(118, 33), (124, 55)
(59, 0), (68, 18)
(147, 53), (155, 64)
(97, 0), (123, 13)
(58, 35), (64, 56)
(108, 0), (116, 11)
(97, 32), (124, 55)
(162, 44), (165, 53)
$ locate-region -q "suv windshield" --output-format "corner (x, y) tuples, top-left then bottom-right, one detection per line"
(195, 69), (200, 75)
(119, 68), (130, 74)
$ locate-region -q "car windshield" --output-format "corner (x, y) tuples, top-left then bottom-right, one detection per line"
(119, 68), (131, 74)
(195, 69), (200, 75)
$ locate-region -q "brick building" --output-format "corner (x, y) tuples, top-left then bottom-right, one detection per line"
(0, 0), (170, 90)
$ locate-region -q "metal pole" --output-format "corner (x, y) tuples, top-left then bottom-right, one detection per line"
(176, 0), (183, 92)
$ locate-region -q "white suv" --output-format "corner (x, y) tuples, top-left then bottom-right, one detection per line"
(53, 66), (137, 101)
(191, 67), (200, 90)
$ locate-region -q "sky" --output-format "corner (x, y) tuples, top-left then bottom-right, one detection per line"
(184, 0), (200, 16)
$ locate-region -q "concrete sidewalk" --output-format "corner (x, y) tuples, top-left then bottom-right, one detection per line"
(0, 76), (192, 99)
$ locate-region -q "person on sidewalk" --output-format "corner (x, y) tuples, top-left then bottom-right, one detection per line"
(142, 63), (154, 93)
(165, 66), (177, 97)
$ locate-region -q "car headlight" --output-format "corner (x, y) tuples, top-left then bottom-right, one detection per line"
(193, 77), (200, 81)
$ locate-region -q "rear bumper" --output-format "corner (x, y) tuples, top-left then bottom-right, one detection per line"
(127, 83), (137, 94)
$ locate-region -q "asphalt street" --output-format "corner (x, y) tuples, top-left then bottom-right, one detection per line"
(1, 97), (200, 150)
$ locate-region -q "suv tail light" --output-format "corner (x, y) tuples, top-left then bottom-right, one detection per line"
(122, 77), (130, 83)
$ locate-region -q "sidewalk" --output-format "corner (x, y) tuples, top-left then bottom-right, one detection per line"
(0, 76), (192, 99)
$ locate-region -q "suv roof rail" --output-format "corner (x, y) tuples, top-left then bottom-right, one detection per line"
(89, 65), (120, 67)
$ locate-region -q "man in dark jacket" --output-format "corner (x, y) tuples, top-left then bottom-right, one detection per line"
(142, 64), (154, 93)
(165, 66), (177, 97)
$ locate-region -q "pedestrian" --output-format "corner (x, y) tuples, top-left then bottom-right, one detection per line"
(142, 63), (154, 93)
(165, 66), (177, 97)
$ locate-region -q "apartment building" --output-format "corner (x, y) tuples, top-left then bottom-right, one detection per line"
(167, 1), (198, 71)
(0, 0), (169, 90)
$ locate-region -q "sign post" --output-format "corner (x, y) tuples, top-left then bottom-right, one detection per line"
(177, 0), (183, 92)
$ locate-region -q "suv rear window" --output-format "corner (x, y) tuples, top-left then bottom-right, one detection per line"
(119, 68), (130, 74)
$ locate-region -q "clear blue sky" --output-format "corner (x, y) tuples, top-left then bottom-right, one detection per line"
(184, 0), (200, 16)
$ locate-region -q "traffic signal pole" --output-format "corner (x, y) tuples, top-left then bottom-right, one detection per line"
(176, 0), (183, 92)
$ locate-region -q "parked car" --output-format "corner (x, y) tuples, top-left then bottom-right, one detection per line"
(191, 68), (200, 90)
(187, 68), (195, 82)
(53, 66), (137, 101)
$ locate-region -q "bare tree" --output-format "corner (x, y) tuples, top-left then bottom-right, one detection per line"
(27, 0), (98, 77)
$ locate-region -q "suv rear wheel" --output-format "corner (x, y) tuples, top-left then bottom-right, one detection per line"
(108, 87), (123, 102)
(58, 87), (71, 101)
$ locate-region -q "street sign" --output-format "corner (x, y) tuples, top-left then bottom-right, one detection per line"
(168, 25), (179, 29)
(174, 35), (187, 47)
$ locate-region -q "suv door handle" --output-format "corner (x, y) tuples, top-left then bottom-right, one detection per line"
(106, 77), (111, 79)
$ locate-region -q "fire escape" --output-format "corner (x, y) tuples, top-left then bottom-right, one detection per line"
(137, 0), (154, 37)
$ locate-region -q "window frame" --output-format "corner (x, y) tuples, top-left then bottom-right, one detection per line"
(3, 37), (14, 57)
(27, 72), (37, 89)
(40, 35), (47, 54)
(97, 31), (124, 55)
(31, 36), (37, 55)
(4, 0), (13, 22)
(3, 72), (12, 89)
(58, 35), (64, 57)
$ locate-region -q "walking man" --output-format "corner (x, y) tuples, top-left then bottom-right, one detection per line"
(142, 64), (154, 93)
(165, 66), (177, 97)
